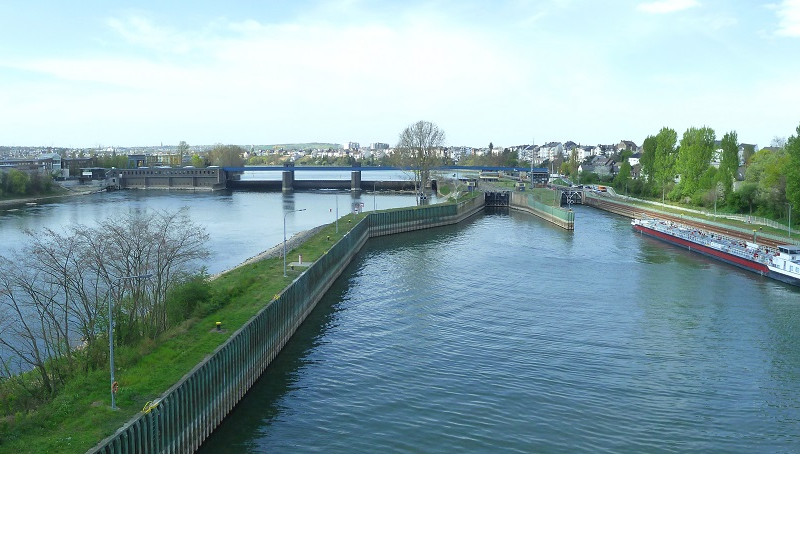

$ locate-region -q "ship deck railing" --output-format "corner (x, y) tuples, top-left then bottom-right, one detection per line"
(642, 219), (774, 265)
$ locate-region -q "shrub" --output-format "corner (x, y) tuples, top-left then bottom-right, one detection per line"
(166, 272), (212, 326)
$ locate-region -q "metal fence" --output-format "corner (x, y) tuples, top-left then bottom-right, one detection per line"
(90, 197), (484, 453)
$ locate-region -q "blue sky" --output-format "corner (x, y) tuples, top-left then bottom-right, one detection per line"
(1, 0), (799, 149)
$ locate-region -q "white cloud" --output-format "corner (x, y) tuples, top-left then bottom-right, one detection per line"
(637, 0), (700, 14)
(106, 16), (199, 55)
(772, 0), (800, 36)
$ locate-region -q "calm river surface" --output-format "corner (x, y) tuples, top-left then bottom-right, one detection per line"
(0, 188), (429, 274)
(200, 205), (800, 453)
(4, 191), (800, 452)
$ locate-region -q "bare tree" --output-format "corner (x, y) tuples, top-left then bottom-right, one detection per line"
(0, 208), (209, 398)
(95, 208), (210, 338)
(177, 141), (190, 165)
(395, 121), (446, 205)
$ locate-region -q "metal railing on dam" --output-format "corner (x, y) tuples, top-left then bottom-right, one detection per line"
(89, 195), (485, 453)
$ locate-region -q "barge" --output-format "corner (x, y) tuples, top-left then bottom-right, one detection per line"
(632, 218), (800, 287)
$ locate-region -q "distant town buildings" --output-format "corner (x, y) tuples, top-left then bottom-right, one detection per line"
(2, 136), (761, 181)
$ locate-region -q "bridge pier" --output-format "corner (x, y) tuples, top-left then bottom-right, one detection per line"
(351, 163), (361, 192)
(282, 162), (294, 193)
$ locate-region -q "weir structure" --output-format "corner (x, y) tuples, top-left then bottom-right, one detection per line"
(116, 168), (227, 191)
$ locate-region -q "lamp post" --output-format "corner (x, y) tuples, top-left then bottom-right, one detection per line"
(714, 188), (717, 218)
(109, 273), (153, 410)
(284, 208), (306, 277)
(521, 140), (535, 188)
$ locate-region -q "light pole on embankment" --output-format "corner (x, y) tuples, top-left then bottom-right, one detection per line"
(788, 203), (793, 239)
(284, 208), (306, 277)
(109, 272), (153, 410)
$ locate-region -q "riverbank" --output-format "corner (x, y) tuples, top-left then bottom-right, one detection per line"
(0, 215), (356, 453)
(209, 226), (327, 280)
(0, 182), (106, 208)
(1, 195), (484, 453)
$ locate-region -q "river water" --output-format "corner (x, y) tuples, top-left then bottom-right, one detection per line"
(200, 206), (800, 453)
(4, 191), (800, 452)
(0, 188), (431, 274)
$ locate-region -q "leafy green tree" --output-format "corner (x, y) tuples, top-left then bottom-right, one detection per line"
(719, 130), (739, 199)
(207, 144), (245, 167)
(578, 171), (601, 186)
(190, 154), (205, 168)
(739, 148), (788, 216)
(697, 166), (720, 207)
(654, 127), (678, 202)
(674, 126), (715, 199)
(8, 169), (28, 195)
(640, 135), (657, 193)
(614, 160), (632, 195)
(565, 147), (579, 177)
(786, 123), (800, 216)
(97, 153), (129, 169)
(737, 182), (759, 215)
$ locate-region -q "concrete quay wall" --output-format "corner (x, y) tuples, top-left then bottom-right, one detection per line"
(510, 192), (575, 230)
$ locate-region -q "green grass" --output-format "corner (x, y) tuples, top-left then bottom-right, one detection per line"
(0, 216), (368, 454)
(603, 195), (797, 242)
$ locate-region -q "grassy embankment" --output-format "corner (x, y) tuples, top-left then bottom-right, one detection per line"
(595, 193), (798, 243)
(0, 212), (370, 454)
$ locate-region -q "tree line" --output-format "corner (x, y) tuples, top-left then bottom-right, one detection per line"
(0, 170), (54, 198)
(618, 123), (800, 223)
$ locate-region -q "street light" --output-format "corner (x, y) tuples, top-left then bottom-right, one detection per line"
(521, 140), (535, 188)
(714, 186), (718, 218)
(284, 208), (306, 276)
(109, 272), (153, 410)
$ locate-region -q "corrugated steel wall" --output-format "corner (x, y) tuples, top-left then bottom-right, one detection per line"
(91, 197), (483, 454)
